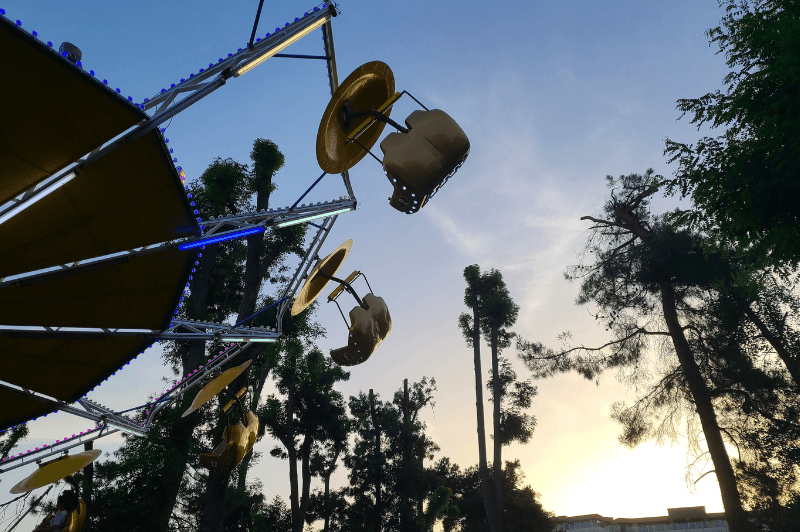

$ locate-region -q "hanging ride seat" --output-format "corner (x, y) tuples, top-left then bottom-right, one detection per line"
(61, 499), (87, 532)
(380, 109), (469, 214)
(42, 499), (87, 532)
(199, 411), (259, 472)
(330, 293), (391, 366)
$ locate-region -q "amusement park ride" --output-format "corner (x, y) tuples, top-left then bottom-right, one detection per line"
(0, 1), (469, 528)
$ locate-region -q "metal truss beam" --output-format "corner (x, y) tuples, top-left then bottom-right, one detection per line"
(0, 197), (356, 288)
(201, 196), (354, 235)
(144, 5), (334, 110)
(0, 425), (118, 474)
(0, 320), (278, 342)
(0, 381), (137, 432)
(76, 398), (147, 435)
(164, 319), (279, 342)
(0, 382), (144, 472)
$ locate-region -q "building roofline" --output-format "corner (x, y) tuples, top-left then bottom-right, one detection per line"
(553, 507), (728, 525)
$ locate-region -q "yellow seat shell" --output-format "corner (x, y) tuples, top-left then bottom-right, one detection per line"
(330, 294), (391, 366)
(380, 109), (469, 213)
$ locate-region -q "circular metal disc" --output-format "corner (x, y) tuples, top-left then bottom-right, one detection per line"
(316, 61), (395, 174)
(10, 450), (102, 494)
(182, 359), (252, 418)
(291, 239), (353, 316)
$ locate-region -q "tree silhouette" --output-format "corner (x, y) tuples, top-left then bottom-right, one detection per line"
(431, 457), (552, 532)
(261, 339), (350, 532)
(459, 265), (521, 532)
(663, 0), (800, 271)
(340, 378), (445, 532)
(518, 170), (754, 532)
(199, 139), (306, 532)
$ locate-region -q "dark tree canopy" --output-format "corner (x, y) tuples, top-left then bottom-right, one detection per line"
(431, 457), (553, 532)
(663, 0), (800, 270)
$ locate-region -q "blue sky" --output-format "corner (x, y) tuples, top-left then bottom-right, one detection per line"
(1, 0), (739, 527)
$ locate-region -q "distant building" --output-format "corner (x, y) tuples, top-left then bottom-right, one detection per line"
(552, 506), (729, 531)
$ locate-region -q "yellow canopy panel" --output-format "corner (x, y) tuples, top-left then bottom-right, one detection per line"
(0, 389), (60, 432)
(0, 334), (151, 406)
(0, 16), (146, 206)
(0, 130), (199, 279)
(0, 249), (191, 329)
(10, 449), (102, 493)
(182, 360), (252, 418)
(0, 248), (192, 427)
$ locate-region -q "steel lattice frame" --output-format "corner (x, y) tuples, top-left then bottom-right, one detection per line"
(0, 1), (356, 474)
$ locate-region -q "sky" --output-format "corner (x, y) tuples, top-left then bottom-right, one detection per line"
(1, 0), (740, 529)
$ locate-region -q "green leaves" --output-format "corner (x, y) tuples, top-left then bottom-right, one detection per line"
(485, 358), (537, 446)
(460, 265), (520, 350)
(662, 0), (800, 271)
(0, 423), (29, 461)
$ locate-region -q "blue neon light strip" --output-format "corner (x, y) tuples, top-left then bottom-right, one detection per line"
(178, 227), (264, 250)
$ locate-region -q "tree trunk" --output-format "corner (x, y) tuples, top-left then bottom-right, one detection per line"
(235, 358), (273, 493)
(153, 389), (202, 532)
(490, 326), (503, 532)
(370, 389), (382, 532)
(81, 441), (93, 532)
(155, 328), (211, 530)
(743, 305), (800, 386)
(298, 438), (313, 532)
(471, 300), (498, 532)
(287, 357), (301, 532)
(198, 469), (227, 532)
(416, 451), (425, 518)
(401, 378), (412, 532)
(659, 280), (752, 532)
(323, 472), (332, 532)
(321, 441), (343, 532)
(200, 155), (278, 532)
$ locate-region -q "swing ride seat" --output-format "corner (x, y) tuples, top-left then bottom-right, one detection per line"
(380, 109), (470, 214)
(40, 499), (87, 532)
(198, 411), (259, 472)
(330, 293), (391, 366)
(62, 499), (87, 532)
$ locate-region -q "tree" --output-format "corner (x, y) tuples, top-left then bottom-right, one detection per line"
(431, 457), (552, 532)
(261, 339), (350, 532)
(342, 389), (398, 532)
(199, 138), (307, 532)
(340, 378), (446, 532)
(662, 0), (800, 271)
(306, 487), (349, 532)
(458, 265), (521, 532)
(390, 377), (451, 532)
(485, 358), (537, 449)
(458, 266), (496, 532)
(84, 154), (259, 532)
(89, 400), (216, 532)
(0, 424), (29, 461)
(518, 170), (754, 532)
(306, 408), (351, 532)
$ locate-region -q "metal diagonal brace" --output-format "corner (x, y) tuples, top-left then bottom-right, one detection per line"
(0, 380), (145, 436)
(275, 214), (339, 333)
